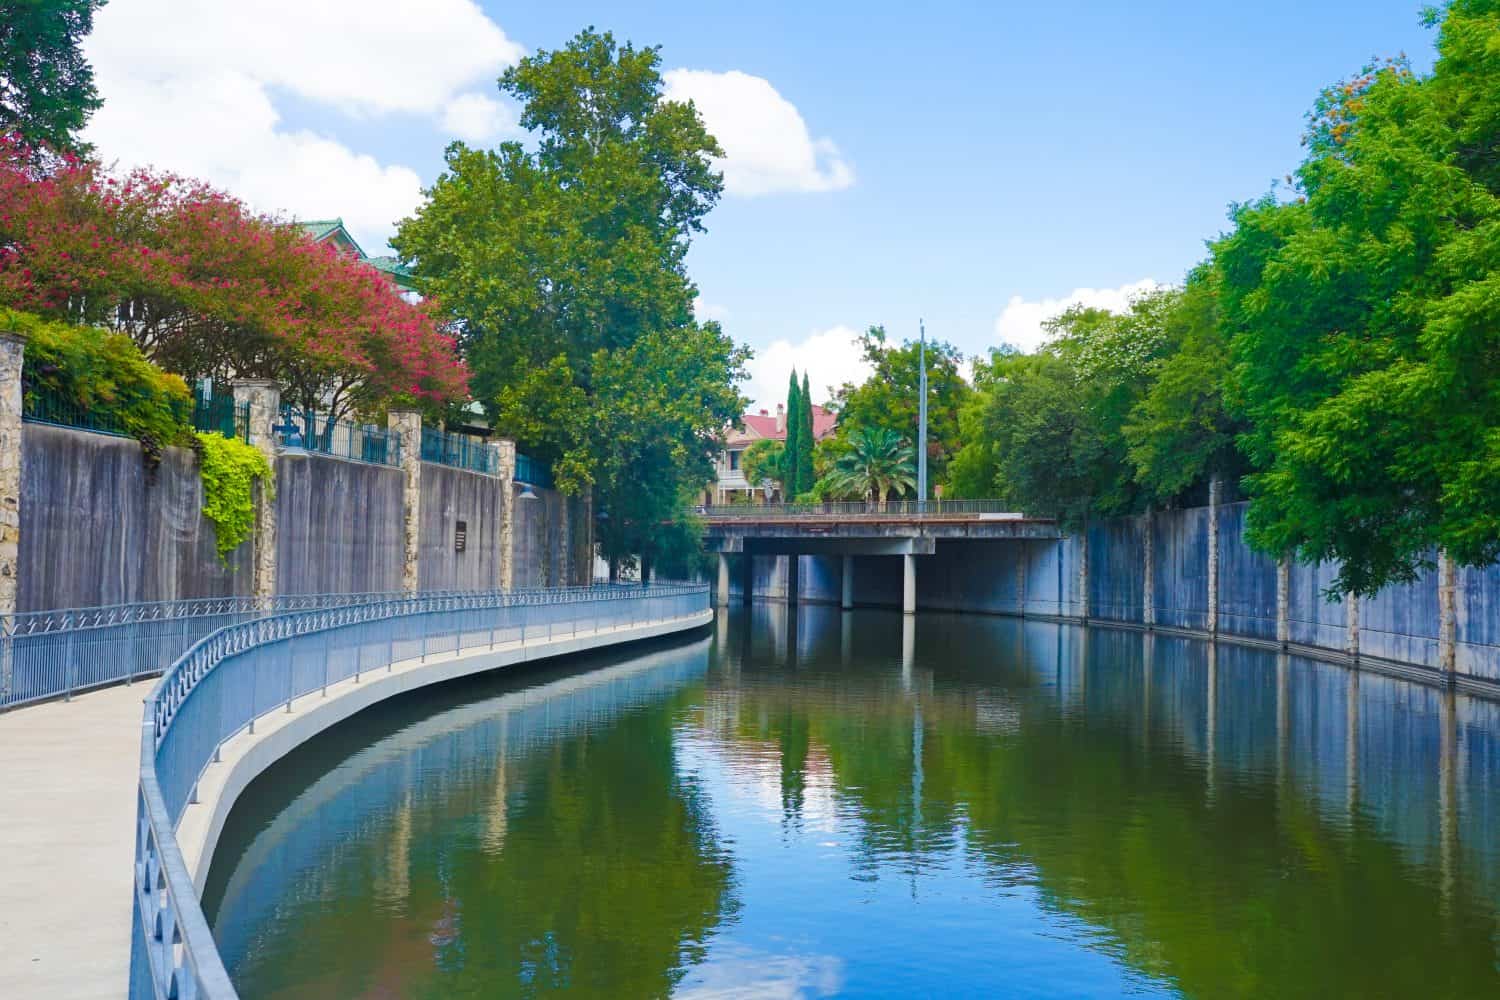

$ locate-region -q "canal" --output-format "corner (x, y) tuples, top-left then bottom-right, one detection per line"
(203, 606), (1500, 998)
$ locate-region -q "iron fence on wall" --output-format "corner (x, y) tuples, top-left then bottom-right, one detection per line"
(515, 451), (552, 489)
(190, 390), (250, 443)
(420, 427), (498, 475)
(130, 582), (709, 1000)
(22, 381), (135, 438)
(276, 406), (401, 467)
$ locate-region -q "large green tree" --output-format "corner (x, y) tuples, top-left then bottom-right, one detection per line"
(1217, 0), (1500, 595)
(0, 1), (105, 154)
(394, 29), (746, 569)
(796, 370), (816, 497)
(784, 370), (804, 495)
(831, 326), (969, 491)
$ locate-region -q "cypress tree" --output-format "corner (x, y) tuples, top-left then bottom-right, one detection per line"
(798, 371), (816, 498)
(785, 370), (802, 498)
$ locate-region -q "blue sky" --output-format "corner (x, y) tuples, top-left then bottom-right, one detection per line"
(82, 2), (1439, 411)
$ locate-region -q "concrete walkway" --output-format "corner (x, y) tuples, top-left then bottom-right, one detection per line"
(0, 684), (145, 1000)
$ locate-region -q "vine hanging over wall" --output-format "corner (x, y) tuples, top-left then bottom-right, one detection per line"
(196, 431), (272, 563)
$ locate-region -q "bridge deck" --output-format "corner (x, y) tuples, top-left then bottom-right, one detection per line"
(0, 684), (142, 1000)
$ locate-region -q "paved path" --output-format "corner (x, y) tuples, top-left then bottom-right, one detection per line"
(0, 684), (144, 999)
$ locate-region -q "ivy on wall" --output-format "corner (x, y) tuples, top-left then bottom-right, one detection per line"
(196, 431), (272, 562)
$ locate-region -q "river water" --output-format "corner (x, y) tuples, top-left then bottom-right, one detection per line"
(204, 605), (1500, 998)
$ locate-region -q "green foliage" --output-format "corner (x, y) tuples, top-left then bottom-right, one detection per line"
(831, 326), (969, 491)
(195, 431), (271, 562)
(797, 371), (815, 496)
(0, 1), (104, 154)
(741, 437), (784, 495)
(394, 28), (743, 567)
(821, 426), (916, 504)
(784, 370), (804, 496)
(14, 308), (191, 449)
(1216, 0), (1500, 594)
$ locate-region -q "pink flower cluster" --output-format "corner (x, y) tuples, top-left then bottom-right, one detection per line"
(0, 136), (469, 407)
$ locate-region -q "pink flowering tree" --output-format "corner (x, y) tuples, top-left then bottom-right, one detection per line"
(0, 137), (468, 421)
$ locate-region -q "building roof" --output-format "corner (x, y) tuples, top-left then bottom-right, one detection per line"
(297, 217), (417, 292)
(726, 403), (837, 448)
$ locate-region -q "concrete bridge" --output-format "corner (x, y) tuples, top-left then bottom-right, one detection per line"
(699, 501), (1060, 614)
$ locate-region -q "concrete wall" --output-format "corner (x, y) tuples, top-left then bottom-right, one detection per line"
(512, 486), (590, 589)
(418, 462), (501, 592)
(730, 499), (1500, 689)
(17, 424), (592, 611)
(275, 453), (404, 595)
(18, 424), (251, 610)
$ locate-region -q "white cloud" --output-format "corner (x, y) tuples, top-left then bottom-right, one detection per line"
(663, 69), (854, 196)
(993, 278), (1163, 352)
(442, 91), (518, 144)
(693, 298), (732, 324)
(742, 326), (872, 415)
(82, 1), (524, 250)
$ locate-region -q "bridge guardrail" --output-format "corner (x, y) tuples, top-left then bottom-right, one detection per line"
(691, 500), (1028, 520)
(131, 581), (709, 1000)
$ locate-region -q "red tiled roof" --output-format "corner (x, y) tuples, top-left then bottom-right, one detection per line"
(726, 404), (837, 447)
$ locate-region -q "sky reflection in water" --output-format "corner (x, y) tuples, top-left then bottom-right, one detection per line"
(205, 605), (1500, 999)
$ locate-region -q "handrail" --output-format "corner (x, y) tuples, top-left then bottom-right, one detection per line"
(131, 582), (709, 999)
(0, 586), (638, 710)
(691, 499), (1032, 520)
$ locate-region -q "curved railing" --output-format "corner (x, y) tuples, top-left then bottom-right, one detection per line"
(0, 586), (634, 710)
(129, 582), (710, 1000)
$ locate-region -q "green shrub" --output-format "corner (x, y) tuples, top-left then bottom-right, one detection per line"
(196, 431), (272, 562)
(9, 308), (192, 449)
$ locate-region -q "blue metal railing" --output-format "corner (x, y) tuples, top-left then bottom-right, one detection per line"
(275, 406), (401, 467)
(0, 592), (414, 710)
(515, 451), (551, 489)
(190, 390), (250, 443)
(131, 582), (709, 1000)
(420, 427), (498, 475)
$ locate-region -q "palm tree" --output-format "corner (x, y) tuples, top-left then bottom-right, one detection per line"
(826, 427), (917, 508)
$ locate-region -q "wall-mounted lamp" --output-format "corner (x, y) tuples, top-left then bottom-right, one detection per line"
(517, 482), (539, 501)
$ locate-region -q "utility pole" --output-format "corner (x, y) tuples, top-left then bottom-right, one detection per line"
(917, 319), (929, 506)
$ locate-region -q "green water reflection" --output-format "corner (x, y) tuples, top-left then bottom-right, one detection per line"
(205, 606), (1500, 998)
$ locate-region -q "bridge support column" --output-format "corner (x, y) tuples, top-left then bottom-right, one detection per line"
(903, 553), (917, 615)
(716, 553), (730, 608)
(841, 555), (854, 610)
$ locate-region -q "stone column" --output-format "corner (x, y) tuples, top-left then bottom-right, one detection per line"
(387, 409), (423, 594)
(1206, 475), (1222, 636)
(0, 331), (23, 703)
(1015, 542), (1027, 617)
(233, 379), (281, 606)
(1142, 509), (1155, 629)
(841, 554), (854, 610)
(1276, 554), (1291, 647)
(716, 553), (731, 608)
(1437, 550), (1457, 677)
(902, 553), (917, 615)
(494, 439), (516, 591)
(1077, 523), (1090, 622)
(1345, 591), (1360, 659)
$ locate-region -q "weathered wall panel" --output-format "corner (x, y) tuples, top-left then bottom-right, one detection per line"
(275, 453), (403, 595)
(417, 463), (501, 592)
(1153, 506), (1210, 630)
(1088, 518), (1145, 623)
(18, 424), (250, 610)
(1216, 502), (1279, 640)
